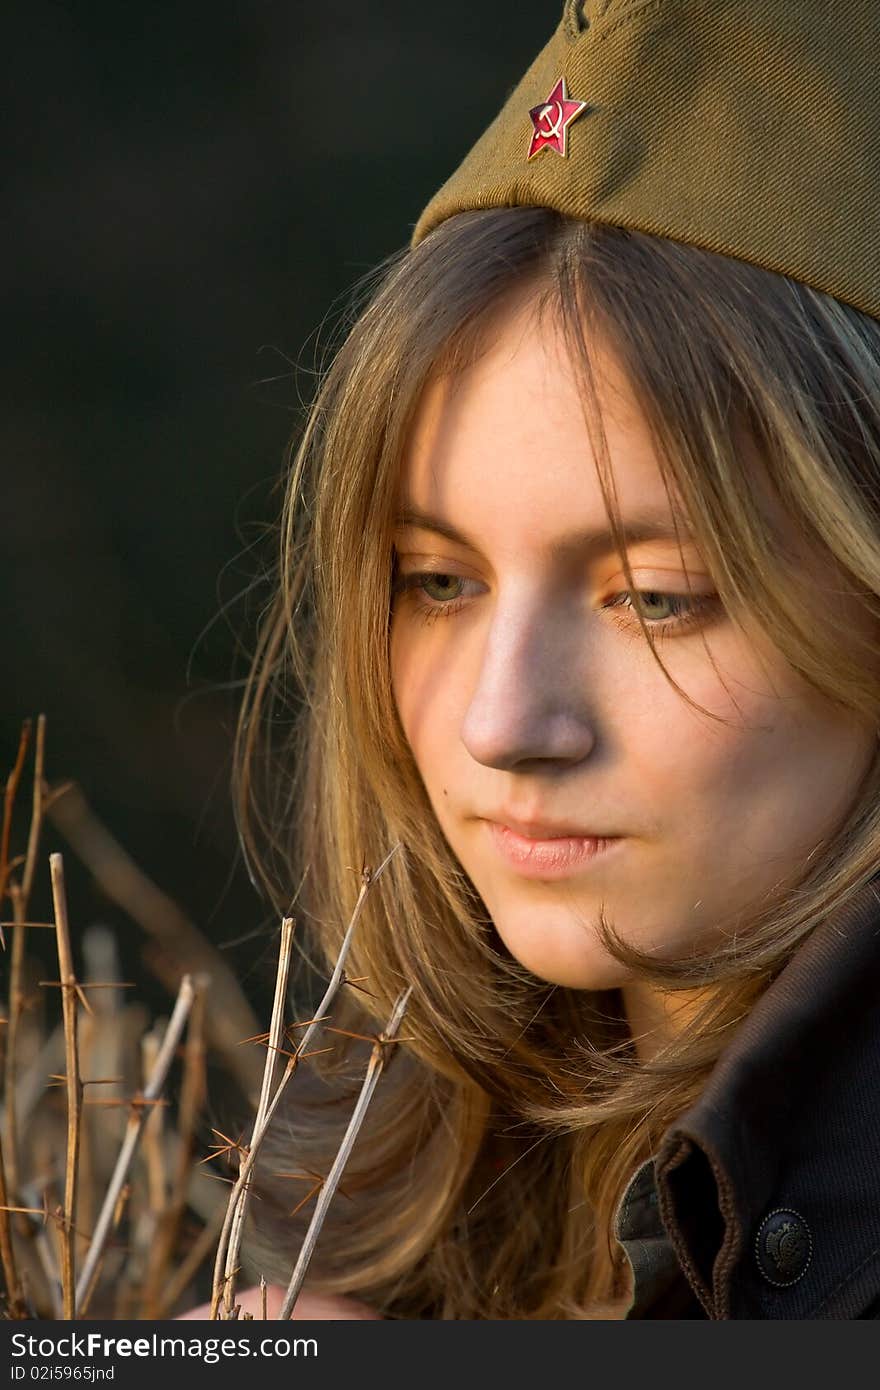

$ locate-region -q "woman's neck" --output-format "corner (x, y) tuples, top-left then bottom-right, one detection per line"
(621, 981), (711, 1063)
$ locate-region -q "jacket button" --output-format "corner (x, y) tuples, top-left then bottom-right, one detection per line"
(754, 1208), (813, 1287)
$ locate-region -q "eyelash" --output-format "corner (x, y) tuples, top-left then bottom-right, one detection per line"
(392, 570), (720, 636)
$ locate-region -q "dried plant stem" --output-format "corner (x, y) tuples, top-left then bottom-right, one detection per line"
(46, 782), (263, 1100)
(0, 1130), (27, 1316)
(3, 715), (46, 1203)
(0, 718), (31, 908)
(3, 888), (28, 1201)
(50, 853), (82, 1320)
(278, 985), (412, 1319)
(141, 1029), (167, 1216)
(144, 975), (208, 1315)
(209, 844), (401, 1319)
(222, 917), (295, 1316)
(75, 974), (195, 1316)
(21, 714), (47, 909)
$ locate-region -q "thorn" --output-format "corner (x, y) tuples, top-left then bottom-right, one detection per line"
(341, 975), (378, 1001)
(323, 1026), (378, 1045)
(271, 1166), (324, 1184)
(285, 1013), (331, 1032)
(201, 1173), (262, 1198)
(288, 1182), (322, 1218)
(255, 1040), (301, 1062)
(198, 1128), (249, 1167)
(271, 1169), (353, 1202)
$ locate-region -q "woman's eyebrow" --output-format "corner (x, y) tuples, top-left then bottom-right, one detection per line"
(394, 506), (695, 555)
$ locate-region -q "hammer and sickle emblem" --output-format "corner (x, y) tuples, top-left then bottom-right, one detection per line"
(527, 77), (588, 160)
(536, 101), (564, 139)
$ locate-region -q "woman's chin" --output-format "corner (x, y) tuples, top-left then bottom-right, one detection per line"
(490, 909), (630, 991)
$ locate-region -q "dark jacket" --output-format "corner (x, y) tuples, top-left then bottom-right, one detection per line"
(614, 872), (880, 1318)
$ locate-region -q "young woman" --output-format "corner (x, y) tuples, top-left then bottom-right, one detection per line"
(204, 3), (880, 1318)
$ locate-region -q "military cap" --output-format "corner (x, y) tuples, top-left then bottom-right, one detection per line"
(412, 0), (880, 322)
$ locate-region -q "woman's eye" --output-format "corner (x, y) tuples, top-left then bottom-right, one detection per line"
(391, 565), (721, 636)
(416, 573), (463, 602)
(603, 589), (721, 635)
(391, 570), (475, 626)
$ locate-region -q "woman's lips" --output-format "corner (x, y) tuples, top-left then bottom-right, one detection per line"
(485, 821), (624, 878)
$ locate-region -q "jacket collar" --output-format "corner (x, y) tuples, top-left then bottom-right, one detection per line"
(653, 871), (880, 1319)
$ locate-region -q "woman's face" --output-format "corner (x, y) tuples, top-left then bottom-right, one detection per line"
(389, 291), (877, 1003)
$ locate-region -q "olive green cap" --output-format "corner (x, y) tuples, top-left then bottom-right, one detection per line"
(412, 0), (880, 321)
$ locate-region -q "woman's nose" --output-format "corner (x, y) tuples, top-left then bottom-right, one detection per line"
(459, 596), (597, 771)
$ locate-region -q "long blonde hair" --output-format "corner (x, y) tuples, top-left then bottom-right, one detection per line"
(233, 208), (880, 1318)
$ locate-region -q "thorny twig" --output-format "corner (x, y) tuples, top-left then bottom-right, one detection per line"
(144, 974), (208, 1315)
(0, 717), (31, 911)
(3, 715), (46, 1272)
(0, 1133), (28, 1317)
(21, 715), (47, 910)
(209, 844), (401, 1318)
(75, 975), (196, 1316)
(221, 917), (295, 1316)
(50, 853), (82, 1320)
(278, 986), (412, 1318)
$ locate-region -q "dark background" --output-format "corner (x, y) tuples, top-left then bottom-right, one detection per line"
(3, 2), (561, 1018)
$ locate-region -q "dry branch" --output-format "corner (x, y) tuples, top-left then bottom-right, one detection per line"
(143, 973), (208, 1315)
(46, 781), (263, 1101)
(3, 890), (28, 1205)
(209, 844), (401, 1318)
(3, 715), (46, 1211)
(0, 718), (31, 909)
(21, 714), (47, 909)
(222, 917), (295, 1316)
(0, 1131), (27, 1316)
(75, 974), (196, 1315)
(50, 853), (82, 1320)
(3, 715), (411, 1323)
(278, 984), (413, 1318)
(141, 1028), (167, 1217)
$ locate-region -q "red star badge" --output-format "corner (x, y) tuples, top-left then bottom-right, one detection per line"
(527, 76), (588, 160)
